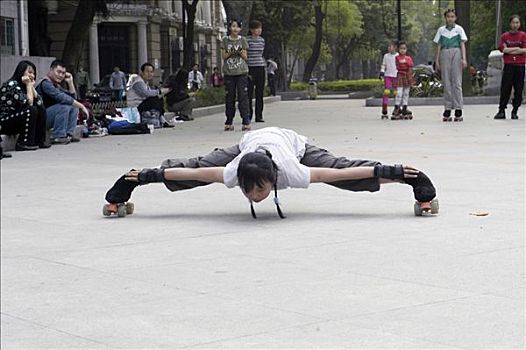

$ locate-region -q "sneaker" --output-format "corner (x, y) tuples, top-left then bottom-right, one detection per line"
(51, 137), (71, 145)
(494, 110), (506, 120)
(255, 117), (265, 123)
(15, 143), (38, 151)
(67, 134), (80, 143)
(38, 143), (52, 149)
(162, 122), (174, 128)
(176, 115), (191, 122)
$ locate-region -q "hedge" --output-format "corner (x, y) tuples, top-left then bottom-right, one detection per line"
(290, 79), (383, 92)
(193, 86), (225, 108)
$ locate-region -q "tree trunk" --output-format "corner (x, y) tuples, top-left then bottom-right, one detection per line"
(28, 0), (51, 57)
(183, 0), (199, 70)
(62, 1), (97, 71)
(221, 0), (254, 35)
(280, 41), (288, 91)
(62, 0), (108, 72)
(455, 0), (472, 95)
(302, 0), (324, 82)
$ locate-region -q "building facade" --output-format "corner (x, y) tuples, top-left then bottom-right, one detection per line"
(0, 0), (54, 83)
(46, 0), (227, 85)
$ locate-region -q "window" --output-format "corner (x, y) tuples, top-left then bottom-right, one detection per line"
(1, 17), (15, 55)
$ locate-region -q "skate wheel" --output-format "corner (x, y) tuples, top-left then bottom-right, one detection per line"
(117, 205), (127, 217)
(414, 201), (423, 216)
(430, 198), (439, 214)
(102, 204), (111, 216)
(126, 202), (135, 214)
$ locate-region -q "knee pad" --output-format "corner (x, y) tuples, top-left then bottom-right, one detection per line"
(404, 171), (436, 202)
(383, 89), (391, 97)
(392, 89), (397, 97)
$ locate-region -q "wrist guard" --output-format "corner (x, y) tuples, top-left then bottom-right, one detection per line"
(138, 168), (165, 184)
(374, 164), (404, 180)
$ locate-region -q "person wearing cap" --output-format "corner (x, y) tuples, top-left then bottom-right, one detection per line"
(105, 127), (437, 218)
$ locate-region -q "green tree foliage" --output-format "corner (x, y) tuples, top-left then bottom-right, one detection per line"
(323, 0), (363, 79)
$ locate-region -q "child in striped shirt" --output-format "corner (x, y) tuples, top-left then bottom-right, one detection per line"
(246, 20), (266, 123)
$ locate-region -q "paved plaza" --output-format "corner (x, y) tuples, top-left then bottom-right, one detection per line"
(1, 99), (524, 349)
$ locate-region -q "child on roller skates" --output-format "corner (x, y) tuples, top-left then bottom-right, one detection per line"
(104, 127), (438, 218)
(392, 41), (415, 120)
(494, 15), (526, 120)
(434, 9), (468, 122)
(379, 40), (399, 119)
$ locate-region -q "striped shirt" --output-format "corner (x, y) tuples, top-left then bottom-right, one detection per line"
(246, 36), (266, 67)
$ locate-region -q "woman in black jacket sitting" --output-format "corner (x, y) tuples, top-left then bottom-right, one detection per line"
(0, 60), (50, 153)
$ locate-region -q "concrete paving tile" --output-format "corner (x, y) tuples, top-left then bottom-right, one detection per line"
(1, 256), (197, 341)
(1, 313), (109, 349)
(346, 294), (525, 349)
(97, 294), (322, 348)
(191, 319), (462, 349)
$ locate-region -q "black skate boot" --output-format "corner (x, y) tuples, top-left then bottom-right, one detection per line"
(402, 105), (413, 120)
(511, 108), (519, 120)
(391, 105), (402, 120)
(404, 171), (439, 216)
(494, 109), (506, 120)
(103, 172), (142, 217)
(442, 110), (452, 122)
(454, 109), (463, 122)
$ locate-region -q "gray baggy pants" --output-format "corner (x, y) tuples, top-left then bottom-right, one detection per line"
(440, 48), (463, 110)
(167, 97), (195, 118)
(160, 144), (380, 192)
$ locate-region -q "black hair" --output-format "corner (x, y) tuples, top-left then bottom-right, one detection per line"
(237, 151), (277, 194)
(398, 41), (407, 48)
(9, 60), (37, 85)
(213, 66), (219, 71)
(444, 8), (456, 17)
(50, 59), (66, 69)
(249, 20), (262, 30)
(140, 62), (154, 72)
(237, 149), (286, 219)
(228, 18), (242, 29)
(388, 39), (398, 47)
(509, 14), (521, 23)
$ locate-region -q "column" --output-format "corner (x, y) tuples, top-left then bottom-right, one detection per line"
(137, 21), (148, 67)
(89, 22), (100, 85)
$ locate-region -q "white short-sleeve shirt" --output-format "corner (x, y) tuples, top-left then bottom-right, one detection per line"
(223, 127), (311, 189)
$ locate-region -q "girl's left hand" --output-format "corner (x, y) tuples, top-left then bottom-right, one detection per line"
(462, 59), (467, 68)
(125, 169), (141, 182)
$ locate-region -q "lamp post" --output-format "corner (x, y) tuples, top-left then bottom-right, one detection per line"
(397, 0), (402, 42)
(495, 0), (501, 48)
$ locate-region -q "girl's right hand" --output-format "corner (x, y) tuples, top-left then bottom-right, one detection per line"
(21, 75), (33, 85)
(435, 62), (440, 72)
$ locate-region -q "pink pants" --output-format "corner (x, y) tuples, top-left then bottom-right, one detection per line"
(382, 76), (396, 107)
